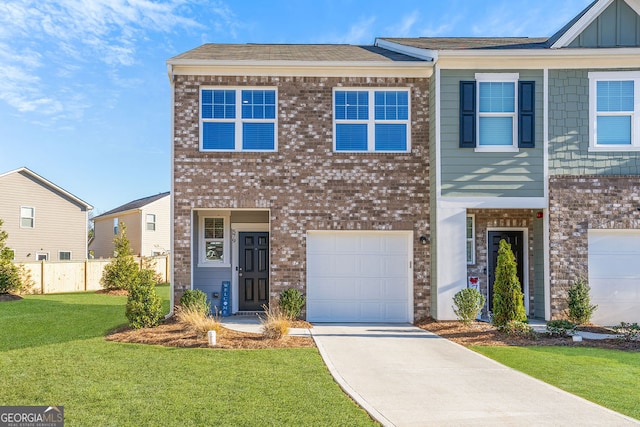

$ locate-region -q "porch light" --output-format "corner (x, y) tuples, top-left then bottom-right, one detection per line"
(419, 236), (428, 245)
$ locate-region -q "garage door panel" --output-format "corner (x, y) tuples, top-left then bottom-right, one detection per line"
(307, 232), (412, 323)
(588, 230), (640, 325)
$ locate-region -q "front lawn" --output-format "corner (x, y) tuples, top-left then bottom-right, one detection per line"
(472, 346), (640, 420)
(0, 288), (376, 426)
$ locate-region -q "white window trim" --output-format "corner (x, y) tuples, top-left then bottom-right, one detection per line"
(475, 73), (519, 153)
(332, 87), (411, 153)
(59, 251), (72, 261)
(199, 87), (278, 152)
(198, 212), (231, 268)
(20, 206), (35, 229)
(146, 214), (156, 231)
(36, 252), (49, 261)
(466, 214), (475, 265)
(588, 71), (640, 152)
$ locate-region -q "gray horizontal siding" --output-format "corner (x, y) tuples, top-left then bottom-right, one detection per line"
(440, 69), (544, 198)
(549, 68), (640, 176)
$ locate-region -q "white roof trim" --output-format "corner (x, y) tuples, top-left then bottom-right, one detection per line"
(551, 0), (614, 48)
(374, 39), (437, 61)
(0, 167), (93, 210)
(437, 46), (640, 56)
(625, 0), (640, 16)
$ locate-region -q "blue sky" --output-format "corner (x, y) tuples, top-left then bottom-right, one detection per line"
(0, 0), (592, 215)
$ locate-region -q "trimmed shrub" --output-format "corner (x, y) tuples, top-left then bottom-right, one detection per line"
(126, 269), (163, 329)
(180, 289), (210, 316)
(452, 288), (485, 326)
(278, 288), (305, 320)
(492, 239), (527, 327)
(501, 320), (538, 340)
(546, 319), (577, 337)
(567, 277), (597, 325)
(101, 223), (139, 291)
(260, 304), (290, 340)
(0, 219), (31, 294)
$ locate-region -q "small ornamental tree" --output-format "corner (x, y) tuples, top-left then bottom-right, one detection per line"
(0, 218), (27, 294)
(567, 277), (597, 325)
(100, 223), (139, 291)
(126, 269), (163, 329)
(492, 239), (527, 327)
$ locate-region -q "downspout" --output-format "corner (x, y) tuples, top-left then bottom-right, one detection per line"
(168, 63), (176, 317)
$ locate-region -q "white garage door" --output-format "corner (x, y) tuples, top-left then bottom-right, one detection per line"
(588, 230), (640, 325)
(306, 231), (412, 323)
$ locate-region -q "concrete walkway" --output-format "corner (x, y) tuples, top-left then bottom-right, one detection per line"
(310, 323), (638, 427)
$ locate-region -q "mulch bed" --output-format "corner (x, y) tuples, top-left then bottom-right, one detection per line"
(416, 318), (640, 351)
(106, 316), (315, 349)
(0, 293), (22, 302)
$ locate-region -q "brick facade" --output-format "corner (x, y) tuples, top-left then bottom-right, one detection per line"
(173, 75), (431, 320)
(549, 176), (640, 318)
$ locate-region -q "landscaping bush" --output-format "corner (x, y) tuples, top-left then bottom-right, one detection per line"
(612, 322), (640, 342)
(176, 306), (221, 338)
(126, 269), (163, 329)
(452, 288), (485, 326)
(0, 219), (32, 294)
(492, 239), (527, 327)
(501, 320), (538, 340)
(278, 288), (305, 320)
(180, 289), (210, 316)
(260, 304), (290, 340)
(567, 277), (597, 325)
(546, 319), (577, 337)
(101, 223), (139, 291)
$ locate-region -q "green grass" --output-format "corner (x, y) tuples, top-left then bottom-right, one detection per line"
(0, 286), (376, 426)
(472, 345), (640, 420)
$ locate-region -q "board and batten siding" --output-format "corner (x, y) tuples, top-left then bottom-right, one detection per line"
(568, 0), (640, 48)
(0, 171), (89, 262)
(439, 69), (544, 198)
(549, 68), (640, 176)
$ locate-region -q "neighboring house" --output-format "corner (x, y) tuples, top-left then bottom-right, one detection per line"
(0, 167), (93, 262)
(90, 192), (170, 258)
(169, 0), (640, 325)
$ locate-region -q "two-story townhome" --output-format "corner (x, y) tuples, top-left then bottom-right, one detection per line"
(90, 191), (170, 258)
(0, 167), (93, 262)
(168, 45), (431, 321)
(377, 0), (640, 324)
(170, 0), (640, 325)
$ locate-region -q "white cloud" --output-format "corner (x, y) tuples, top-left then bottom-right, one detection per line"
(385, 11), (420, 37)
(322, 16), (377, 44)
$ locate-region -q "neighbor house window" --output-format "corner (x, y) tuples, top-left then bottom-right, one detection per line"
(113, 218), (119, 235)
(466, 215), (475, 265)
(59, 251), (71, 261)
(589, 71), (640, 150)
(146, 214), (156, 231)
(333, 88), (411, 152)
(36, 252), (48, 261)
(200, 88), (277, 151)
(199, 214), (230, 267)
(20, 206), (34, 228)
(459, 73), (535, 151)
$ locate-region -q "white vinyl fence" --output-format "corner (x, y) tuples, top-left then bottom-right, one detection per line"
(18, 256), (170, 294)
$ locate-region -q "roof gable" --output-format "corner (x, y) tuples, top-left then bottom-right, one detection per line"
(94, 191), (169, 219)
(0, 167), (93, 210)
(551, 0), (640, 48)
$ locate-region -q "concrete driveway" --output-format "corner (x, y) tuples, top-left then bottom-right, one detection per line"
(311, 323), (638, 427)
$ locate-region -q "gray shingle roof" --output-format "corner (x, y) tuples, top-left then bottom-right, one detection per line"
(168, 44), (426, 62)
(94, 191), (169, 219)
(379, 37), (550, 50)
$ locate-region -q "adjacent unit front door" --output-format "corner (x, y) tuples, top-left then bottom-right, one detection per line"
(487, 230), (524, 312)
(238, 232), (269, 311)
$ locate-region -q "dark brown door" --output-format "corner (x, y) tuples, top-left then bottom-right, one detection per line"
(238, 232), (269, 311)
(487, 231), (524, 312)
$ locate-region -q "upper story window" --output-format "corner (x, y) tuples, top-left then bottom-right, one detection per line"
(146, 214), (156, 231)
(333, 88), (410, 152)
(113, 218), (119, 235)
(200, 88), (277, 152)
(589, 71), (640, 151)
(460, 73), (535, 152)
(199, 214), (230, 267)
(20, 206), (34, 228)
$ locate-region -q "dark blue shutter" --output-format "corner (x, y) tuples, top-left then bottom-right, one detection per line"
(459, 81), (476, 148)
(518, 81), (535, 148)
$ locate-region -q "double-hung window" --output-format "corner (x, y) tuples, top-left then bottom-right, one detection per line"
(589, 72), (640, 151)
(199, 214), (230, 267)
(201, 88), (277, 151)
(20, 206), (34, 228)
(333, 88), (410, 152)
(460, 73), (535, 151)
(146, 214), (156, 231)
